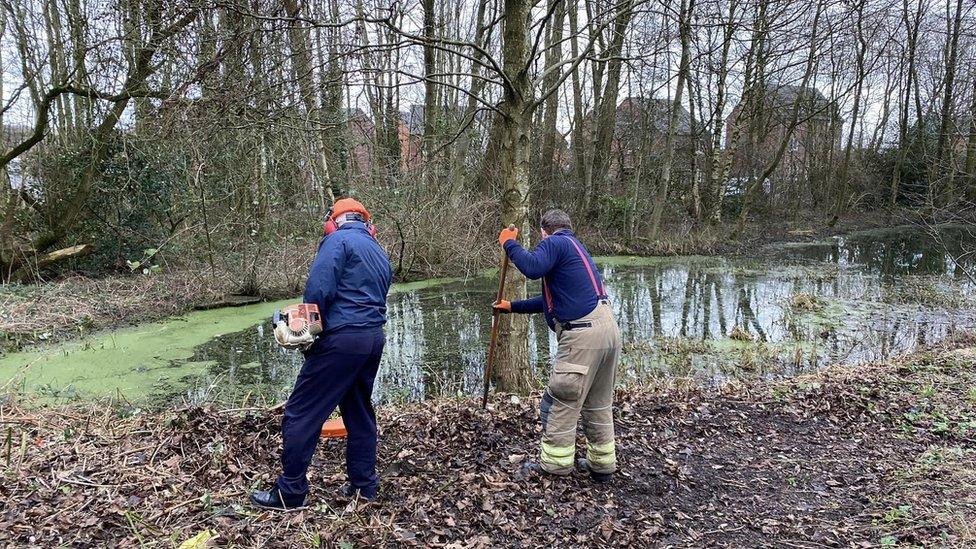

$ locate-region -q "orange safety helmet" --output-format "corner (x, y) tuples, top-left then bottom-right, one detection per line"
(331, 198), (371, 221)
(323, 197), (376, 237)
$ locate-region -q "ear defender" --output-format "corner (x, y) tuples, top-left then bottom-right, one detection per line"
(323, 218), (339, 236)
(322, 206), (336, 236)
(322, 210), (377, 239)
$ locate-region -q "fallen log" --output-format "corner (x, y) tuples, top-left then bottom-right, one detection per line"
(192, 294), (262, 310)
(9, 244), (93, 282)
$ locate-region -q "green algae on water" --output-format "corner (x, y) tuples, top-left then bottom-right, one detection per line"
(0, 297), (297, 403)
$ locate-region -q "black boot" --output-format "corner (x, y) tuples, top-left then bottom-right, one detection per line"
(577, 458), (613, 484)
(250, 486), (307, 510)
(520, 461), (572, 478)
(337, 483), (377, 502)
(520, 462), (546, 477)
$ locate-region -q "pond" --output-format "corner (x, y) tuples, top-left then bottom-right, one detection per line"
(1, 225), (974, 408)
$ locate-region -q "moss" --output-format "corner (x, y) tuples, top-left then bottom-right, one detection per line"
(391, 276), (467, 293)
(0, 272), (477, 404)
(0, 297), (303, 402)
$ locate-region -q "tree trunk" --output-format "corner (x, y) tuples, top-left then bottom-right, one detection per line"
(932, 0), (964, 205)
(648, 0), (694, 240)
(733, 1), (822, 239)
(868, 64), (896, 154)
(67, 0), (90, 129)
(422, 0), (439, 173)
(828, 0), (867, 227)
(687, 72), (701, 221)
(568, 3), (588, 196)
(491, 0), (533, 395)
(458, 0), (490, 189)
(284, 0), (335, 207)
(0, 9), (13, 278)
(536, 0), (565, 210)
(316, 0), (346, 187)
(890, 0), (922, 210)
(964, 76), (976, 196)
(583, 0), (635, 219)
(704, 0), (737, 223)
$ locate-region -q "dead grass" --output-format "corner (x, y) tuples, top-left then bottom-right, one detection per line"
(0, 272), (231, 349)
(586, 225), (723, 257)
(729, 325), (754, 341)
(790, 292), (823, 311)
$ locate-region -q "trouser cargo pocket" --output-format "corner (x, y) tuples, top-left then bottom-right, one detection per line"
(548, 361), (589, 401)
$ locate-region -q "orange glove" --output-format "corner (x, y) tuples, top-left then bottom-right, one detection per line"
(498, 226), (519, 247)
(493, 300), (512, 313)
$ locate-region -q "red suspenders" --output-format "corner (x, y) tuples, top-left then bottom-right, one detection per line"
(542, 235), (606, 315)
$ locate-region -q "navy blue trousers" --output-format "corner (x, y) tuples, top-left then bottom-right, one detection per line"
(276, 328), (385, 499)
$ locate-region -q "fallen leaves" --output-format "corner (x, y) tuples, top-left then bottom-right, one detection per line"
(2, 341), (976, 546)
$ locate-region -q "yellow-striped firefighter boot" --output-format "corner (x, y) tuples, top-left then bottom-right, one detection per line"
(577, 440), (616, 482)
(539, 439), (576, 474)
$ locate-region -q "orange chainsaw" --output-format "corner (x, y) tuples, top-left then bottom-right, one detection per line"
(272, 303), (323, 350)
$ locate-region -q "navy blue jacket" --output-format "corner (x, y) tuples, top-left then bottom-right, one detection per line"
(503, 230), (607, 329)
(303, 221), (392, 345)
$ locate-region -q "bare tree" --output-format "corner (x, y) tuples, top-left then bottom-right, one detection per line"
(648, 0), (694, 240)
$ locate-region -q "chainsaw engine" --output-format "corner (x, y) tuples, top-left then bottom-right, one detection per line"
(272, 303), (323, 350)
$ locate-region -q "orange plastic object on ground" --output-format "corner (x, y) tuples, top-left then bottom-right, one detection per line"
(321, 417), (347, 438)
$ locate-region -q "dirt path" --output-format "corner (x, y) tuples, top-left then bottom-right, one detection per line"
(2, 339), (974, 547)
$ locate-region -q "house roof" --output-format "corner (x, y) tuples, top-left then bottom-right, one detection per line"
(615, 97), (693, 136)
(342, 107), (368, 119)
(758, 84), (830, 112)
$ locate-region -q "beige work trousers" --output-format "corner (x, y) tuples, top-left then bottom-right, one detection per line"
(539, 301), (621, 475)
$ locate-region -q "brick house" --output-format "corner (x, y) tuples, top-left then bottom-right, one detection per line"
(573, 96), (696, 190)
(725, 84), (841, 189)
(613, 97), (695, 179)
(341, 106), (421, 184)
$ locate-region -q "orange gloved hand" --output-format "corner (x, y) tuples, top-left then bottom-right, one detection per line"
(498, 226), (519, 247)
(493, 300), (512, 313)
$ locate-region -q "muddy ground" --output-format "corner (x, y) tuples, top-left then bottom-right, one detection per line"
(2, 336), (975, 548)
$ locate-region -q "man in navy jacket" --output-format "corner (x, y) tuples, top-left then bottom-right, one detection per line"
(252, 198), (392, 510)
(494, 209), (621, 482)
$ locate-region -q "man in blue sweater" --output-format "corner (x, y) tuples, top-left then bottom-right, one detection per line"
(252, 198), (392, 510)
(494, 209), (621, 482)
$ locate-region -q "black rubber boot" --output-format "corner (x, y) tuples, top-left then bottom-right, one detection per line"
(250, 486), (307, 510)
(520, 461), (573, 478)
(338, 483), (377, 502)
(520, 462), (546, 477)
(576, 458), (613, 484)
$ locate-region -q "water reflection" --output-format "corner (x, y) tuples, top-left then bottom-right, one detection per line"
(768, 225), (976, 279)
(183, 228), (976, 406)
